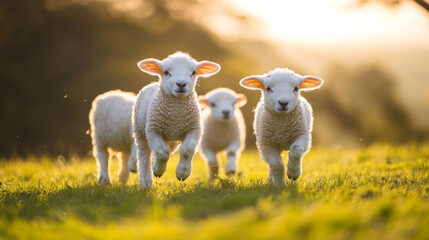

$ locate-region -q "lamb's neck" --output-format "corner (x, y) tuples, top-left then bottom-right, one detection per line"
(158, 87), (196, 105)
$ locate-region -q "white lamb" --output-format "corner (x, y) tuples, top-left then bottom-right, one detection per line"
(240, 68), (324, 186)
(133, 52), (221, 189)
(89, 90), (138, 184)
(198, 88), (247, 179)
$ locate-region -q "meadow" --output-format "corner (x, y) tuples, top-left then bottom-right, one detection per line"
(0, 144), (428, 239)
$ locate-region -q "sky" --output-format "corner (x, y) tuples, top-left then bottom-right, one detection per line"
(228, 0), (429, 48)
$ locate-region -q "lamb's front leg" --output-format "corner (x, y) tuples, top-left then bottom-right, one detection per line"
(225, 143), (241, 176)
(260, 144), (285, 187)
(135, 131), (153, 189)
(287, 134), (310, 181)
(146, 131), (170, 178)
(176, 128), (201, 181)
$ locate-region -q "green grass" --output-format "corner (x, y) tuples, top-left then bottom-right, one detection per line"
(1, 144), (428, 239)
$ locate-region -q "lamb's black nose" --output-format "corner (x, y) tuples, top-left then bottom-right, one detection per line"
(222, 110), (230, 118)
(176, 81), (187, 90)
(278, 100), (289, 107)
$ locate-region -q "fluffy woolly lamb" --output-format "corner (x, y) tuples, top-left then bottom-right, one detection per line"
(133, 52), (221, 189)
(198, 88), (247, 179)
(89, 90), (138, 184)
(240, 68), (324, 186)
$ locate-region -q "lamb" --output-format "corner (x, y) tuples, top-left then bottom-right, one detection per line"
(198, 88), (247, 179)
(240, 68), (324, 186)
(133, 52), (221, 189)
(89, 90), (138, 184)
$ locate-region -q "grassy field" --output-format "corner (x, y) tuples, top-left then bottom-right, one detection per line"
(0, 144), (428, 240)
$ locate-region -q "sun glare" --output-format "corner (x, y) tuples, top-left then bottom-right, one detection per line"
(230, 0), (429, 47)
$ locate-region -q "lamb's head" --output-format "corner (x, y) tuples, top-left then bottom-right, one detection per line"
(240, 68), (323, 115)
(198, 88), (247, 122)
(137, 52), (221, 97)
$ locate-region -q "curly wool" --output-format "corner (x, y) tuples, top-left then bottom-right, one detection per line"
(201, 110), (245, 152)
(255, 96), (313, 150)
(133, 82), (202, 144)
(200, 88), (246, 153)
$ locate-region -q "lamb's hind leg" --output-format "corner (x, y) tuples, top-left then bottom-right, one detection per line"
(201, 147), (219, 180)
(287, 134), (310, 181)
(127, 144), (138, 173)
(94, 145), (110, 184)
(118, 152), (130, 184)
(260, 144), (285, 187)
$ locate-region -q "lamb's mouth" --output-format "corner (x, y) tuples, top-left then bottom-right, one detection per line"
(275, 107), (289, 114)
(173, 89), (188, 95)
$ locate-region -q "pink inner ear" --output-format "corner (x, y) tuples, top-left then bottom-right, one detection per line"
(300, 78), (322, 89)
(197, 64), (218, 75)
(144, 62), (161, 73)
(198, 98), (208, 106)
(243, 79), (263, 89)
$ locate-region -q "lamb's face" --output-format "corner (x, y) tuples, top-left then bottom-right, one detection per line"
(263, 72), (300, 115)
(137, 52), (221, 98)
(161, 56), (198, 97)
(199, 89), (247, 122)
(207, 92), (237, 121)
(240, 68), (324, 115)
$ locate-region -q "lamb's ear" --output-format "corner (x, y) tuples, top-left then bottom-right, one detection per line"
(298, 75), (324, 91)
(196, 61), (221, 77)
(240, 75), (264, 90)
(235, 94), (247, 108)
(137, 58), (163, 76)
(197, 96), (209, 108)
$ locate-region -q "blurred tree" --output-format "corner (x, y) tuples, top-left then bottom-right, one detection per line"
(308, 64), (417, 145)
(0, 0), (425, 157)
(0, 0), (269, 157)
(357, 0), (429, 12)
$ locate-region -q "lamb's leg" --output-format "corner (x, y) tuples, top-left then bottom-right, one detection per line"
(201, 147), (219, 179)
(94, 146), (110, 184)
(127, 144), (138, 173)
(176, 128), (201, 181)
(146, 131), (170, 178)
(118, 152), (130, 184)
(135, 131), (153, 189)
(225, 144), (241, 176)
(260, 144), (285, 187)
(287, 134), (310, 181)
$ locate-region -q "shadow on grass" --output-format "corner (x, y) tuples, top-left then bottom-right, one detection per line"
(0, 178), (303, 223)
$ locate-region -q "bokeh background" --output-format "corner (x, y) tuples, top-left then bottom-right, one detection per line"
(1, 0), (428, 157)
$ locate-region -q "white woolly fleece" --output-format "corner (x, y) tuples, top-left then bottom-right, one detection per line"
(89, 90), (137, 184)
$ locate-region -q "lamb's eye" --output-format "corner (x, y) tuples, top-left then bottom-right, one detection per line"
(164, 71), (171, 76)
(191, 70), (196, 76)
(293, 87), (299, 92)
(266, 87), (272, 93)
(210, 102), (216, 108)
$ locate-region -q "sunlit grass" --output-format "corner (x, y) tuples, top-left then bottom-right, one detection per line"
(1, 144), (428, 239)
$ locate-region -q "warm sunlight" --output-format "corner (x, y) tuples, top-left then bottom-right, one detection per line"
(230, 0), (429, 47)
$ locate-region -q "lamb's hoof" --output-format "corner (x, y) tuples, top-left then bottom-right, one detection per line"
(225, 170), (236, 176)
(98, 176), (110, 185)
(153, 172), (164, 178)
(175, 163), (191, 181)
(288, 176), (299, 181)
(129, 169), (137, 173)
(177, 176), (188, 181)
